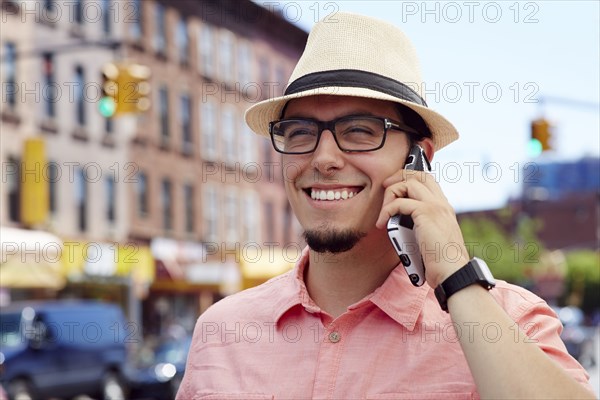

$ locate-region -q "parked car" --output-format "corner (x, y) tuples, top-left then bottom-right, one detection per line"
(0, 300), (130, 400)
(128, 335), (192, 400)
(554, 306), (597, 368)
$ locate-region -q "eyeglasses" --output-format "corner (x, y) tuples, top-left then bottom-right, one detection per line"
(268, 115), (420, 155)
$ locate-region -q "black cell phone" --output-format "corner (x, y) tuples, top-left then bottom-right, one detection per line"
(386, 145), (431, 286)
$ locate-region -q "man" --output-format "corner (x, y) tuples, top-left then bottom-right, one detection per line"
(178, 12), (594, 399)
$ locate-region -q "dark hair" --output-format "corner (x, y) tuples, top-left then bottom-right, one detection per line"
(395, 104), (432, 147)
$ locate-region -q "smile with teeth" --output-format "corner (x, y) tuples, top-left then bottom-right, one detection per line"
(310, 188), (360, 201)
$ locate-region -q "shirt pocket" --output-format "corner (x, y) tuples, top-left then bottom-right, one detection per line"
(367, 393), (474, 400)
(192, 394), (274, 400)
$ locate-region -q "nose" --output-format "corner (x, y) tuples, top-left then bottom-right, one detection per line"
(311, 130), (344, 176)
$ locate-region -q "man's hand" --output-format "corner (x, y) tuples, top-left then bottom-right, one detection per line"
(375, 169), (469, 288)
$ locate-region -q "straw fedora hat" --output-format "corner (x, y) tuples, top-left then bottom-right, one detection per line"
(245, 12), (459, 151)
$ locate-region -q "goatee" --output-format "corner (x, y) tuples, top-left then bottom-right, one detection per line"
(303, 228), (366, 254)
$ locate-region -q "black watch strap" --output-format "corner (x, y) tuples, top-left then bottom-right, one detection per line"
(434, 259), (495, 312)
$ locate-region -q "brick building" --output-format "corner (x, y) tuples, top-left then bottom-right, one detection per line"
(116, 0), (307, 334)
(1, 0), (150, 315)
(0, 0), (307, 336)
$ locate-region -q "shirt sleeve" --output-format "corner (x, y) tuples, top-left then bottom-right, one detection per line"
(176, 315), (203, 400)
(513, 297), (594, 394)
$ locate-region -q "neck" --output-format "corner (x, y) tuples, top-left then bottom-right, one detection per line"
(304, 229), (399, 318)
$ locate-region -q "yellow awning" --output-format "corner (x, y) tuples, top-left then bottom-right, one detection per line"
(117, 245), (155, 284)
(0, 227), (65, 289)
(62, 240), (155, 284)
(239, 247), (295, 289)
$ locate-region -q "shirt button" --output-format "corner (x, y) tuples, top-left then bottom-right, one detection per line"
(328, 331), (341, 343)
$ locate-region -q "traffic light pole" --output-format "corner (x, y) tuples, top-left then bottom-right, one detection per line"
(1, 39), (123, 61)
(5, 37), (151, 118)
(529, 95), (600, 156)
(538, 96), (599, 111)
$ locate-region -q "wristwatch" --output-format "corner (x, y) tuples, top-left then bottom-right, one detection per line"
(434, 257), (496, 312)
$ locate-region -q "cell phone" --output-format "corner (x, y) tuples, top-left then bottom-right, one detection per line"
(386, 145), (431, 287)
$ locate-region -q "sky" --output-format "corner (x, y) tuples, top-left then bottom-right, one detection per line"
(256, 0), (600, 212)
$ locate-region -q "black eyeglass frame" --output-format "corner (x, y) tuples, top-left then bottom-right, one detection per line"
(268, 115), (421, 155)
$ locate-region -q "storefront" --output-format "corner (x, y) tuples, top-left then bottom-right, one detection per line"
(0, 226), (65, 305)
(145, 240), (295, 337)
(145, 238), (240, 337)
(59, 239), (155, 340)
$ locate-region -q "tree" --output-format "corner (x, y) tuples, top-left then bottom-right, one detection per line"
(459, 211), (544, 284)
(562, 250), (600, 314)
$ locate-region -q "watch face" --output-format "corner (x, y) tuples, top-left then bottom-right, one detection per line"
(473, 257), (496, 285)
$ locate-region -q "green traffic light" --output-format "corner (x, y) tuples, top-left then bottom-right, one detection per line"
(98, 96), (116, 117)
(527, 138), (543, 157)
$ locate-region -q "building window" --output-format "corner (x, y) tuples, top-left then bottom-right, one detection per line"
(7, 157), (21, 223)
(159, 86), (169, 145)
(102, 0), (111, 34)
(200, 99), (217, 160)
(221, 105), (236, 165)
(161, 178), (172, 231)
(74, 0), (83, 24)
(44, 0), (55, 12)
(275, 66), (287, 96)
(176, 18), (189, 66)
(48, 161), (59, 214)
(259, 56), (270, 85)
(105, 116), (113, 134)
(75, 168), (88, 232)
(218, 30), (235, 83)
(259, 56), (271, 100)
(237, 40), (252, 85)
(180, 94), (192, 154)
(203, 185), (218, 241)
(225, 188), (238, 243)
(199, 24), (214, 77)
(136, 171), (148, 217)
(154, 3), (166, 55)
(263, 141), (273, 181)
(264, 201), (274, 242)
(242, 191), (259, 243)
(129, 0), (142, 40)
(42, 53), (56, 118)
(184, 184), (194, 233)
(241, 123), (255, 165)
(284, 202), (293, 244)
(75, 65), (86, 126)
(37, 0), (57, 24)
(3, 42), (17, 108)
(106, 174), (116, 223)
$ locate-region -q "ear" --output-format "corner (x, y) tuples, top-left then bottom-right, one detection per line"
(417, 137), (435, 162)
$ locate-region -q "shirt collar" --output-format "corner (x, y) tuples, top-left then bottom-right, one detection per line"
(272, 246), (430, 331)
(268, 246), (311, 323)
(368, 264), (430, 331)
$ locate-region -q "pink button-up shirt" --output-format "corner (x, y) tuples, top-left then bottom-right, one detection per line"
(177, 248), (591, 399)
